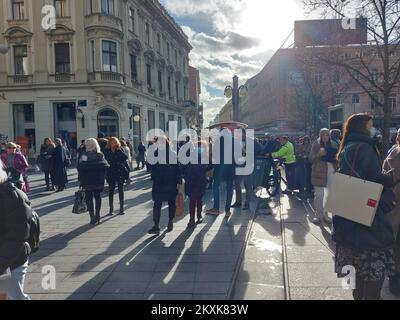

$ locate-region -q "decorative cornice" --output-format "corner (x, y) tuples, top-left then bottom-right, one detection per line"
(3, 26), (33, 44)
(157, 58), (166, 70)
(128, 38), (143, 55)
(167, 65), (175, 75)
(144, 50), (156, 64)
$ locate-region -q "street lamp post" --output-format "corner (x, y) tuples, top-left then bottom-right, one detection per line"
(224, 75), (248, 122)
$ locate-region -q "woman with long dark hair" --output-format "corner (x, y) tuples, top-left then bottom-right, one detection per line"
(334, 113), (397, 300)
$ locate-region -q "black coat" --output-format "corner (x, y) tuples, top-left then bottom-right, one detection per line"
(51, 145), (68, 186)
(105, 148), (129, 183)
(39, 145), (54, 172)
(333, 132), (396, 250)
(183, 163), (212, 198)
(77, 152), (109, 191)
(0, 181), (31, 273)
(151, 150), (182, 202)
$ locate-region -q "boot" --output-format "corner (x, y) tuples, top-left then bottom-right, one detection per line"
(89, 211), (96, 226)
(119, 205), (125, 215)
(95, 211), (101, 225)
(108, 206), (114, 216)
(167, 219), (174, 232)
(389, 274), (400, 297)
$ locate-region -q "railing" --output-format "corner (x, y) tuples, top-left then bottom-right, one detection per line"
(8, 75), (31, 84)
(88, 71), (124, 84)
(54, 74), (72, 82)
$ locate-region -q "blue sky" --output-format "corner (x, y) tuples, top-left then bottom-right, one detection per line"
(160, 0), (307, 125)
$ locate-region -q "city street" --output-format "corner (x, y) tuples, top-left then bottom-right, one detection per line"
(24, 169), (400, 300)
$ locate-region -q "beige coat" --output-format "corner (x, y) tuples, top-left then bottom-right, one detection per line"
(383, 147), (400, 236)
(309, 139), (338, 188)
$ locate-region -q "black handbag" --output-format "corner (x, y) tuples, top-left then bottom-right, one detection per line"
(72, 190), (88, 214)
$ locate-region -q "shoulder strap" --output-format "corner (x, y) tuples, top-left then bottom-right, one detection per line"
(350, 143), (362, 177)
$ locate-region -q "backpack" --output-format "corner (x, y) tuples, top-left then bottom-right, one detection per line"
(27, 209), (40, 254)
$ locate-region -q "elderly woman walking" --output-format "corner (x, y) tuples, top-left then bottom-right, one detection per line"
(39, 138), (55, 191)
(0, 142), (29, 192)
(52, 139), (68, 192)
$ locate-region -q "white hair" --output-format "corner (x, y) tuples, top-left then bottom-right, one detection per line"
(85, 138), (101, 153)
(0, 160), (7, 184)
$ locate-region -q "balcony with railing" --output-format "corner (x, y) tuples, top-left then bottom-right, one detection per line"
(85, 13), (123, 36)
(7, 75), (32, 85)
(88, 71), (125, 94)
(49, 73), (75, 83)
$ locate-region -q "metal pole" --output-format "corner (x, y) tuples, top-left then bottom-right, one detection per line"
(232, 75), (239, 122)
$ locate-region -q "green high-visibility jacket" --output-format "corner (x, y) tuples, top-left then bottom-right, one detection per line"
(272, 141), (296, 164)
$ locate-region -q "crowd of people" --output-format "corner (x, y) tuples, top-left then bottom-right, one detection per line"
(1, 113), (400, 300)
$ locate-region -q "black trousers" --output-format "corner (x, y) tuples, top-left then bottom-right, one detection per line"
(108, 180), (124, 209)
(285, 162), (297, 191)
(189, 196), (203, 221)
(353, 276), (385, 300)
(44, 170), (53, 188)
(153, 199), (176, 227)
(85, 190), (102, 216)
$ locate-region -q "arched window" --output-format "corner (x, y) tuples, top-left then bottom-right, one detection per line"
(97, 108), (119, 137)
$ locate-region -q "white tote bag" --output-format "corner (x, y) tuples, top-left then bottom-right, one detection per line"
(326, 172), (383, 227)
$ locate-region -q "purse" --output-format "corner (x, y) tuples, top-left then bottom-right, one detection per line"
(72, 189), (88, 214)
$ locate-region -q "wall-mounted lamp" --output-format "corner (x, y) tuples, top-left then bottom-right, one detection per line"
(77, 109), (85, 128)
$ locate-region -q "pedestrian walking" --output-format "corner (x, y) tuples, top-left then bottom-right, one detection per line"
(334, 113), (397, 300)
(309, 128), (338, 224)
(120, 139), (133, 180)
(0, 142), (29, 192)
(77, 140), (86, 163)
(272, 136), (296, 194)
(52, 138), (68, 192)
(77, 139), (110, 226)
(39, 138), (55, 191)
(0, 160), (31, 300)
(105, 137), (129, 216)
(383, 144), (400, 297)
(183, 141), (211, 229)
(148, 136), (182, 234)
(136, 141), (146, 170)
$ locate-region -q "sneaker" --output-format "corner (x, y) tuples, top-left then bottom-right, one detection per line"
(312, 217), (321, 225)
(148, 226), (160, 234)
(206, 208), (221, 216)
(196, 218), (203, 224)
(167, 220), (174, 232)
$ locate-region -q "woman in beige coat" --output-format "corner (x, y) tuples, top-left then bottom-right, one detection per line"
(383, 146), (400, 296)
(309, 128), (339, 225)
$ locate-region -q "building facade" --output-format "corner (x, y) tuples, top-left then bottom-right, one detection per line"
(241, 45), (400, 135)
(0, 0), (193, 159)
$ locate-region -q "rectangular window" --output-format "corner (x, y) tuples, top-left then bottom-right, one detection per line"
(12, 0), (25, 20)
(54, 0), (67, 17)
(54, 43), (70, 74)
(167, 42), (170, 60)
(167, 76), (172, 97)
(13, 45), (28, 75)
(184, 85), (187, 100)
(13, 104), (36, 152)
(130, 55), (137, 81)
(178, 116), (182, 132)
(159, 112), (166, 131)
(175, 80), (179, 100)
(55, 102), (76, 121)
(389, 96), (397, 110)
(158, 71), (163, 94)
(145, 23), (150, 45)
(183, 57), (186, 72)
(352, 94), (360, 104)
(175, 49), (178, 66)
(129, 8), (135, 32)
(101, 0), (114, 15)
(102, 40), (117, 72)
(89, 0), (94, 14)
(90, 40), (95, 72)
(314, 71), (322, 85)
(157, 34), (161, 53)
(371, 94), (379, 109)
(148, 110), (155, 130)
(146, 64), (152, 89)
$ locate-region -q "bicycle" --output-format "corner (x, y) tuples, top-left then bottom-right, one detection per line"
(265, 158), (286, 197)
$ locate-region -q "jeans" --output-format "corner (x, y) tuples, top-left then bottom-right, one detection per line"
(285, 162), (297, 191)
(108, 180), (124, 210)
(213, 166), (234, 212)
(0, 261), (30, 300)
(234, 175), (253, 205)
(85, 190), (102, 216)
(153, 199), (176, 227)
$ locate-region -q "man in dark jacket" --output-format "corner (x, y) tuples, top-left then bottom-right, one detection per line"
(0, 161), (31, 300)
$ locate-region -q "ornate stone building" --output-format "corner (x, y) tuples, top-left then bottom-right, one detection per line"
(0, 0), (193, 158)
